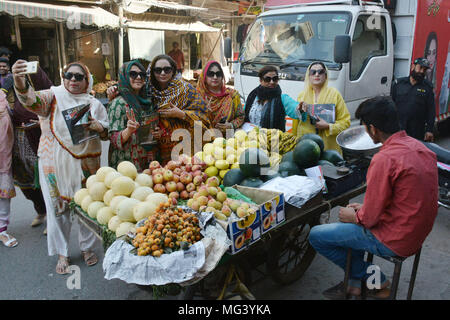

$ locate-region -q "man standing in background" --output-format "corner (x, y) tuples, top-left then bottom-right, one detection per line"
(168, 41), (185, 76)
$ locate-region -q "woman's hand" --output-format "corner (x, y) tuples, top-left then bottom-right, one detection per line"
(11, 60), (28, 90)
(159, 103), (186, 120)
(107, 85), (119, 101)
(87, 116), (104, 133)
(151, 126), (163, 140)
(297, 101), (308, 113)
(215, 122), (233, 131)
(314, 117), (330, 130)
(121, 106), (140, 143)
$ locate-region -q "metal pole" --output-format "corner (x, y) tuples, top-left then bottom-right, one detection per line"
(118, 3), (124, 67)
(58, 22), (67, 68)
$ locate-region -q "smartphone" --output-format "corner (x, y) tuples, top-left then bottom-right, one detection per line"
(20, 61), (39, 75)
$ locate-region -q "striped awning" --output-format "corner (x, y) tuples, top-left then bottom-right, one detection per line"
(0, 0), (120, 29)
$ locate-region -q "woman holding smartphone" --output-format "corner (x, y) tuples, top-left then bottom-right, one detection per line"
(12, 60), (108, 275)
(196, 61), (244, 134)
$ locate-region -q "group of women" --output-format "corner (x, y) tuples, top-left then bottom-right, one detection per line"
(1, 54), (350, 276)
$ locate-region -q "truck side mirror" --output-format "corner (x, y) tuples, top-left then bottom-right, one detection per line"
(334, 35), (351, 64)
(224, 37), (232, 60)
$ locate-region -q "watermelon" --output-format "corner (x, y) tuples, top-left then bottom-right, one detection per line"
(318, 159), (335, 167)
(293, 139), (321, 169)
(239, 148), (270, 178)
(240, 177), (264, 188)
(280, 150), (294, 163)
(223, 168), (246, 187)
(320, 150), (344, 166)
(300, 133), (324, 154)
(261, 172), (281, 182)
(278, 161), (303, 176)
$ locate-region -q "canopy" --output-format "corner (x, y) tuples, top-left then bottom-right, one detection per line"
(125, 16), (220, 33)
(265, 0), (353, 8)
(0, 0), (120, 29)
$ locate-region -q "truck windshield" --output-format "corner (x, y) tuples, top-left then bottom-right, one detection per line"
(241, 12), (351, 67)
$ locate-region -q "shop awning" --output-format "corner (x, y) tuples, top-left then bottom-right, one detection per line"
(0, 0), (120, 29)
(125, 15), (220, 33)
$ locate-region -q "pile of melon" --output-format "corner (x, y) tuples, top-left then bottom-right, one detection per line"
(73, 161), (170, 238)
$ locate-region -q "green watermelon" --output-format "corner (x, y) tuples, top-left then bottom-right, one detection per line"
(240, 177), (264, 188)
(239, 148), (270, 178)
(300, 133), (324, 154)
(293, 139), (321, 169)
(320, 149), (344, 166)
(223, 168), (246, 187)
(318, 159), (335, 167)
(280, 150), (294, 163)
(278, 161), (303, 176)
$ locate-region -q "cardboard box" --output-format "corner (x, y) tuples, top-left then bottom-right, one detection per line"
(227, 185), (285, 254)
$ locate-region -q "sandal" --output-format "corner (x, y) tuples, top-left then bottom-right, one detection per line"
(31, 215), (46, 227)
(0, 231), (18, 248)
(56, 256), (70, 275)
(81, 251), (98, 267)
(322, 282), (361, 300)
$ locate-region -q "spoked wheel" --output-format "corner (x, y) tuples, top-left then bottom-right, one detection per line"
(266, 218), (319, 285)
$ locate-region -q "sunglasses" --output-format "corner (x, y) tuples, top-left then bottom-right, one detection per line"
(153, 67), (173, 75)
(63, 72), (85, 82)
(206, 70), (223, 78)
(309, 69), (326, 76)
(129, 71), (147, 80)
(263, 76), (279, 83)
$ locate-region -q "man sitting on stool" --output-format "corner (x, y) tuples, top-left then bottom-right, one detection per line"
(309, 96), (438, 299)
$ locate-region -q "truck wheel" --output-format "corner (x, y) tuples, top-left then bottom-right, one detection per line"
(266, 218), (319, 285)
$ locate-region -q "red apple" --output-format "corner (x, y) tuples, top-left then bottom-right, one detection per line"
(163, 169), (174, 182)
(171, 197), (178, 205)
(152, 168), (165, 176)
(173, 174), (180, 183)
(149, 160), (161, 171)
(176, 182), (185, 192)
(201, 172), (208, 182)
(168, 191), (179, 199)
(193, 175), (203, 186)
(173, 167), (182, 176)
(165, 181), (177, 193)
(179, 154), (190, 165)
(206, 176), (220, 187)
(153, 173), (164, 185)
(189, 191), (196, 199)
(166, 160), (178, 171)
(180, 172), (193, 185)
(185, 163), (193, 172)
(153, 183), (166, 194)
(180, 190), (189, 200)
(186, 183), (196, 192)
(191, 164), (201, 172)
(192, 170), (202, 178)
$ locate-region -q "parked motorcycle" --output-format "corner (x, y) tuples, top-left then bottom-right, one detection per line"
(422, 142), (450, 210)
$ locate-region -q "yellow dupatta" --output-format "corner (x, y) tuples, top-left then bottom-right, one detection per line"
(292, 64), (350, 154)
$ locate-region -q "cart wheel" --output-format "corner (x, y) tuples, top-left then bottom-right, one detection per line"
(266, 218), (319, 285)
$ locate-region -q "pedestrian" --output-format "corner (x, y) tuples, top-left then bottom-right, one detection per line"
(167, 42), (185, 76)
(0, 89), (17, 248)
(10, 67), (52, 232)
(197, 60), (245, 134)
(147, 54), (211, 164)
(0, 57), (14, 105)
(12, 60), (109, 274)
(391, 57), (435, 142)
(108, 60), (160, 171)
(244, 65), (301, 131)
(293, 61), (351, 154)
(309, 96), (438, 300)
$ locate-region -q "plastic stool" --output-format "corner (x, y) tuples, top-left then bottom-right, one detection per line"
(343, 247), (422, 300)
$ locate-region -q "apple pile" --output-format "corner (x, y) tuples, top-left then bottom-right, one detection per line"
(186, 176), (257, 222)
(142, 154), (208, 201)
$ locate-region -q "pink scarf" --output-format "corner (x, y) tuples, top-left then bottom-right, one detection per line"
(0, 90), (13, 173)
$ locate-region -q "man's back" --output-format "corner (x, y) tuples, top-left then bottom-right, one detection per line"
(357, 131), (438, 257)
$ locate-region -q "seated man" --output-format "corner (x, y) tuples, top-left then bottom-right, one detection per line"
(309, 96), (438, 299)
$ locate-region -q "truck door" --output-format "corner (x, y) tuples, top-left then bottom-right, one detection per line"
(345, 13), (393, 114)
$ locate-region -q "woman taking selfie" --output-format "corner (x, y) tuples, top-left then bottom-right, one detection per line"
(12, 60), (108, 275)
(293, 61), (350, 153)
(197, 61), (244, 133)
(108, 60), (158, 171)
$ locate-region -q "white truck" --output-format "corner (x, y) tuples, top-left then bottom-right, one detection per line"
(225, 0), (450, 132)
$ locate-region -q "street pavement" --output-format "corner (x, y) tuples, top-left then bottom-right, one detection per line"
(1, 136), (449, 300)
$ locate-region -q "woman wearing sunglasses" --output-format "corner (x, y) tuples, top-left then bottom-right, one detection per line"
(12, 60), (108, 275)
(244, 65), (301, 131)
(293, 61), (350, 154)
(108, 60), (159, 171)
(197, 61), (244, 133)
(147, 55), (211, 164)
